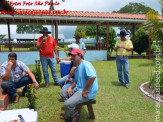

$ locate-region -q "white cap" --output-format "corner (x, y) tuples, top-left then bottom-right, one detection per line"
(68, 43), (79, 49)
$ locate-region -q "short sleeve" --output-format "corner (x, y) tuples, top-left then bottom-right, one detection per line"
(85, 63), (96, 79)
(128, 40), (133, 48)
(115, 41), (118, 47)
(53, 38), (58, 47)
(36, 37), (42, 46)
(19, 61), (29, 72)
(82, 42), (86, 50)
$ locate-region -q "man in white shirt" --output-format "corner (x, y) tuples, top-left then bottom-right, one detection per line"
(74, 35), (86, 54)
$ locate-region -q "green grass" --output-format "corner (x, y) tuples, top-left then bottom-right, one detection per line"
(7, 59), (163, 122)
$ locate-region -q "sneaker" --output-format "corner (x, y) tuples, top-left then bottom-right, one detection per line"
(14, 94), (19, 103)
(126, 85), (129, 89)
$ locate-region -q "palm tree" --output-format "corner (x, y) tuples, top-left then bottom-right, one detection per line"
(143, 0), (163, 42)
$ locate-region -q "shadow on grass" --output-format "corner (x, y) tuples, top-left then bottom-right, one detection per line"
(38, 82), (61, 88)
(79, 107), (95, 122)
(111, 81), (119, 86)
(138, 63), (155, 67)
(60, 106), (95, 122)
(138, 59), (155, 67)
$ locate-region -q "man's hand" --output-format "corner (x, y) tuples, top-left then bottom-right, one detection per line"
(117, 46), (120, 49)
(114, 46), (120, 51)
(33, 82), (39, 89)
(8, 61), (14, 68)
(56, 56), (59, 62)
(121, 46), (126, 49)
(67, 87), (72, 97)
(82, 90), (89, 97)
(42, 36), (47, 43)
(65, 77), (72, 84)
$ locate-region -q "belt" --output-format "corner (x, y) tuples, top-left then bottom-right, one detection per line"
(117, 55), (128, 57)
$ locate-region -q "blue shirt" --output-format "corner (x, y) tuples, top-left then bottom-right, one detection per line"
(0, 60), (29, 83)
(74, 60), (98, 99)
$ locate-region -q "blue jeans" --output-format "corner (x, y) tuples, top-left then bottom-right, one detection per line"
(1, 76), (33, 100)
(40, 57), (59, 84)
(116, 56), (130, 86)
(60, 88), (89, 119)
(57, 75), (73, 90)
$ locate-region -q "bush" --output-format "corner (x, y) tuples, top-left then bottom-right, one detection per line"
(86, 45), (95, 49)
(25, 84), (37, 109)
(29, 47), (37, 51)
(133, 28), (149, 55)
(32, 60), (42, 84)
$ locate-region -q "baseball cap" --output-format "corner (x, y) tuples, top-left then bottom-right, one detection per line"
(69, 49), (83, 55)
(68, 43), (79, 49)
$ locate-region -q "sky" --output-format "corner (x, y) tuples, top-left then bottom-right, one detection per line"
(0, 0), (162, 38)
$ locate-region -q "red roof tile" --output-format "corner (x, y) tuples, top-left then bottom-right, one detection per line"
(0, 9), (163, 20)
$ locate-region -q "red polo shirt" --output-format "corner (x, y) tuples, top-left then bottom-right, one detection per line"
(36, 36), (57, 58)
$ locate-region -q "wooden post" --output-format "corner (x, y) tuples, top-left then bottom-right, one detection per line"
(148, 29), (152, 59)
(55, 21), (58, 44)
(132, 25), (135, 55)
(7, 22), (11, 52)
(96, 25), (99, 49)
(106, 22), (109, 60)
(55, 21), (59, 63)
(51, 25), (54, 38)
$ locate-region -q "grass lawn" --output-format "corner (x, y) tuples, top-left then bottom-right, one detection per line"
(7, 59), (163, 122)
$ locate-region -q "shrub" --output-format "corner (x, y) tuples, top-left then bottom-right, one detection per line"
(32, 60), (42, 84)
(29, 47), (37, 51)
(25, 84), (37, 109)
(133, 28), (149, 55)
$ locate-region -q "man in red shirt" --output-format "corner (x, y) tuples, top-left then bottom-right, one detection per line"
(36, 27), (59, 88)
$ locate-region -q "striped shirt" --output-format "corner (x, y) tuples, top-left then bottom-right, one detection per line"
(0, 60), (29, 83)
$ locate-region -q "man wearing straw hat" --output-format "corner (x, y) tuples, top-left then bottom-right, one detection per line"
(36, 27), (59, 88)
(114, 30), (133, 89)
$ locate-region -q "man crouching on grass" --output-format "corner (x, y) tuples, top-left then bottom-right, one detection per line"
(0, 52), (39, 103)
(60, 49), (98, 122)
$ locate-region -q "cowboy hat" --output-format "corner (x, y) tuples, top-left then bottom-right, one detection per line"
(117, 30), (129, 36)
(40, 27), (51, 34)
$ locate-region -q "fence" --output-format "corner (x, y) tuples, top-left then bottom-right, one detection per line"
(0, 42), (107, 52)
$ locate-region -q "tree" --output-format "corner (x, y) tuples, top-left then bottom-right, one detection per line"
(113, 2), (157, 34)
(75, 25), (116, 55)
(133, 28), (149, 55)
(16, 25), (43, 34)
(159, 0), (163, 15)
(74, 26), (87, 38)
(113, 2), (156, 14)
(144, 10), (163, 42)
(144, 0), (163, 94)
